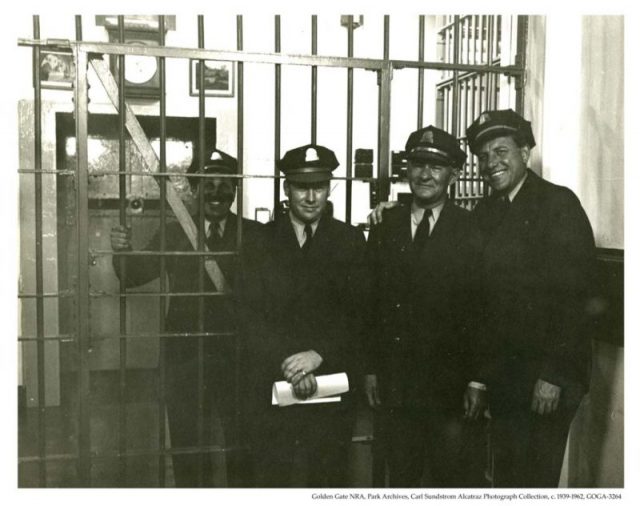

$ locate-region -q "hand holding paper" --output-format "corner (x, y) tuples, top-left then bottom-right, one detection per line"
(272, 373), (349, 407)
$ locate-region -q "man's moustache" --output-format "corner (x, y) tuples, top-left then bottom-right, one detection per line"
(205, 194), (234, 203)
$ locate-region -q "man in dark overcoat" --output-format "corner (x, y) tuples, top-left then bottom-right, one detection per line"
(466, 109), (596, 487)
(241, 144), (369, 487)
(111, 148), (264, 487)
(364, 126), (487, 487)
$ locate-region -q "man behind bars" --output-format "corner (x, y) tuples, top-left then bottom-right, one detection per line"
(364, 126), (487, 487)
(240, 144), (369, 487)
(110, 148), (264, 487)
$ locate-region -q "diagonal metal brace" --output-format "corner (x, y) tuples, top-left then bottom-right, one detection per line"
(90, 56), (229, 293)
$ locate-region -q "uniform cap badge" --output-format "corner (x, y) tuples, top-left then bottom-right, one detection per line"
(478, 112), (491, 125)
(305, 147), (320, 162)
(420, 131), (434, 144)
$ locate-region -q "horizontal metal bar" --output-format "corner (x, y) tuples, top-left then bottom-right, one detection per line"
(19, 445), (247, 465)
(392, 59), (523, 76)
(19, 331), (236, 341)
(19, 291), (75, 299)
(19, 39), (524, 77)
(19, 453), (78, 464)
(18, 170), (76, 176)
(89, 290), (229, 298)
(91, 331), (237, 341)
(99, 250), (238, 257)
(19, 39), (386, 70)
(86, 171), (378, 182)
(18, 335), (76, 343)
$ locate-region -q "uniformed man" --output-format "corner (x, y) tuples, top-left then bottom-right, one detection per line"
(241, 144), (369, 487)
(364, 126), (487, 487)
(465, 109), (596, 487)
(111, 148), (264, 487)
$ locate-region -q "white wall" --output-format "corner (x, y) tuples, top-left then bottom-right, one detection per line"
(540, 15), (623, 250)
(533, 15), (624, 487)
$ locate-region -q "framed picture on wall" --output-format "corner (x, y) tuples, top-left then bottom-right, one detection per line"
(189, 59), (234, 97)
(39, 50), (75, 90)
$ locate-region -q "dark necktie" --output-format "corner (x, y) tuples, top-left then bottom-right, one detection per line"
(207, 221), (222, 248)
(301, 224), (313, 255)
(496, 196), (511, 221)
(413, 209), (432, 251)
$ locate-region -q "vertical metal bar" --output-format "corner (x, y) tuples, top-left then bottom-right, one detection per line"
(471, 73), (477, 196)
(345, 15), (354, 224)
(196, 15), (206, 487)
(116, 15), (128, 486)
(487, 16), (495, 109)
(32, 15), (46, 487)
(515, 15), (528, 115)
(378, 16), (391, 202)
(463, 78), (469, 198)
(478, 16), (485, 113)
(311, 15), (317, 144)
(75, 15), (82, 40)
(236, 15), (244, 247)
(465, 16), (470, 65)
(452, 16), (460, 137)
(471, 16), (478, 65)
(235, 16), (245, 478)
(383, 16), (389, 61)
(483, 16), (490, 111)
(372, 20), (392, 486)
(479, 15), (485, 65)
(236, 15), (244, 474)
(417, 15), (425, 129)
(74, 44), (92, 487)
(157, 14), (167, 487)
(274, 15), (281, 208)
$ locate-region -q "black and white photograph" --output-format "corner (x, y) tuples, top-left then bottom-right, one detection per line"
(3, 2), (638, 505)
(39, 50), (75, 89)
(190, 59), (234, 97)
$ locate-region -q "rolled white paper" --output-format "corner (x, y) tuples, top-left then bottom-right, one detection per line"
(271, 372), (350, 407)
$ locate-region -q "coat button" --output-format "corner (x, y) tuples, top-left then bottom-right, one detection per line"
(395, 303), (401, 309)
(394, 336), (401, 343)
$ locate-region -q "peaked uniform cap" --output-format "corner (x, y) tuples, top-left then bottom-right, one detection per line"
(404, 125), (466, 168)
(278, 144), (339, 183)
(466, 109), (536, 155)
(187, 148), (238, 187)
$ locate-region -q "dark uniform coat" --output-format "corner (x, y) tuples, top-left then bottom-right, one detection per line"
(240, 214), (369, 487)
(242, 214), (369, 408)
(113, 213), (264, 487)
(472, 169), (596, 487)
(366, 200), (483, 411)
(473, 170), (596, 413)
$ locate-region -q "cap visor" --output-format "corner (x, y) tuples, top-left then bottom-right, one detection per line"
(470, 127), (518, 154)
(407, 152), (453, 165)
(285, 171), (332, 183)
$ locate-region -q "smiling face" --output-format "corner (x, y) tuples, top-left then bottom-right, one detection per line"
(477, 135), (530, 195)
(407, 159), (458, 208)
(198, 177), (237, 221)
(284, 180), (330, 224)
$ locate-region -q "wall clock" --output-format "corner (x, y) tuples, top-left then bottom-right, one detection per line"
(108, 29), (161, 99)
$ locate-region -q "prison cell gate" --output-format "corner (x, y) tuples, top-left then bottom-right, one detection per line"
(18, 14), (526, 487)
